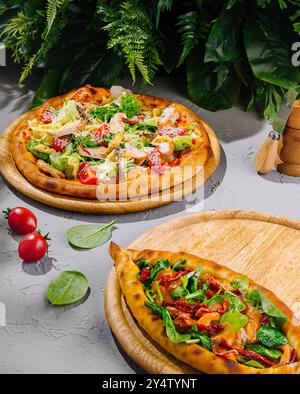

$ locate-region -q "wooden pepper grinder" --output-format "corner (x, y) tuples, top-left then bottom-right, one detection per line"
(277, 100), (300, 176)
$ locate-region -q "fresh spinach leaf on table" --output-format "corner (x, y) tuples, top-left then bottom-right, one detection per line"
(47, 270), (89, 306)
(66, 220), (116, 250)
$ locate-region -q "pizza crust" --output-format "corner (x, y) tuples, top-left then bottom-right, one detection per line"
(109, 242), (300, 374)
(10, 85), (210, 200)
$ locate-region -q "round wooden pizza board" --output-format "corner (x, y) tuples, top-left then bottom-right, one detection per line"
(105, 210), (300, 373)
(0, 112), (220, 214)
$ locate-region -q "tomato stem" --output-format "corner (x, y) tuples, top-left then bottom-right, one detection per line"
(2, 208), (11, 219)
(36, 230), (51, 246)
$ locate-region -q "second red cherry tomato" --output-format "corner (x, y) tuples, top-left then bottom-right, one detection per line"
(78, 162), (97, 185)
(4, 207), (37, 235)
(18, 233), (48, 262)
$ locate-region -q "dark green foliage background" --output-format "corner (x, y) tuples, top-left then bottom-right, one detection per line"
(1, 0), (300, 119)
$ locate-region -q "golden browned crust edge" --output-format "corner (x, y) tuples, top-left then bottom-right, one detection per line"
(10, 86), (211, 200)
(109, 242), (300, 374)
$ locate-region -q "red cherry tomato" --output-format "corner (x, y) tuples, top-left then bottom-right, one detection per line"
(78, 162), (97, 185)
(40, 109), (53, 124)
(94, 124), (110, 147)
(18, 233), (48, 262)
(52, 136), (69, 152)
(148, 148), (164, 174)
(4, 207), (37, 235)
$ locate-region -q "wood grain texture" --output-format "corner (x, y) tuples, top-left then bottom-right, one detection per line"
(105, 210), (300, 373)
(277, 101), (300, 176)
(0, 111), (220, 214)
(287, 100), (300, 129)
(278, 126), (300, 176)
(255, 134), (283, 174)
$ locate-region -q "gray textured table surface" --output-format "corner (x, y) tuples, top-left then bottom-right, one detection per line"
(1, 65), (300, 374)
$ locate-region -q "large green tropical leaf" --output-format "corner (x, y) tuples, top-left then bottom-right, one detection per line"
(244, 11), (300, 89)
(187, 47), (241, 111)
(58, 43), (123, 92)
(32, 68), (61, 107)
(205, 0), (246, 63)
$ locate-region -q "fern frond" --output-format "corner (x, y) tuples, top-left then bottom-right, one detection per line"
(20, 13), (68, 83)
(98, 0), (162, 85)
(156, 0), (173, 26)
(1, 11), (40, 62)
(177, 11), (210, 67)
(44, 0), (70, 38)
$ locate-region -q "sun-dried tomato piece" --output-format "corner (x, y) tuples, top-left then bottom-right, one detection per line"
(163, 300), (207, 315)
(159, 269), (191, 287)
(220, 340), (274, 367)
(202, 274), (222, 291)
(240, 349), (274, 367)
(173, 313), (197, 331)
(139, 267), (151, 282)
(197, 323), (224, 335)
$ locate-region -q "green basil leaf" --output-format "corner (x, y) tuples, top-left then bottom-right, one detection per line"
(143, 259), (169, 288)
(246, 289), (288, 328)
(186, 290), (206, 302)
(188, 276), (198, 294)
(191, 332), (212, 351)
(173, 259), (187, 271)
(47, 271), (89, 306)
(257, 326), (288, 348)
(243, 11), (300, 89)
(207, 291), (224, 306)
(245, 343), (282, 359)
(169, 287), (189, 299)
(244, 360), (265, 369)
(245, 288), (261, 308)
(259, 291), (288, 328)
(145, 301), (162, 317)
(231, 275), (249, 295)
(205, 0), (246, 63)
(220, 311), (248, 332)
(181, 271), (194, 290)
(162, 309), (191, 343)
(223, 290), (246, 312)
(188, 265), (203, 292)
(66, 220), (116, 250)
